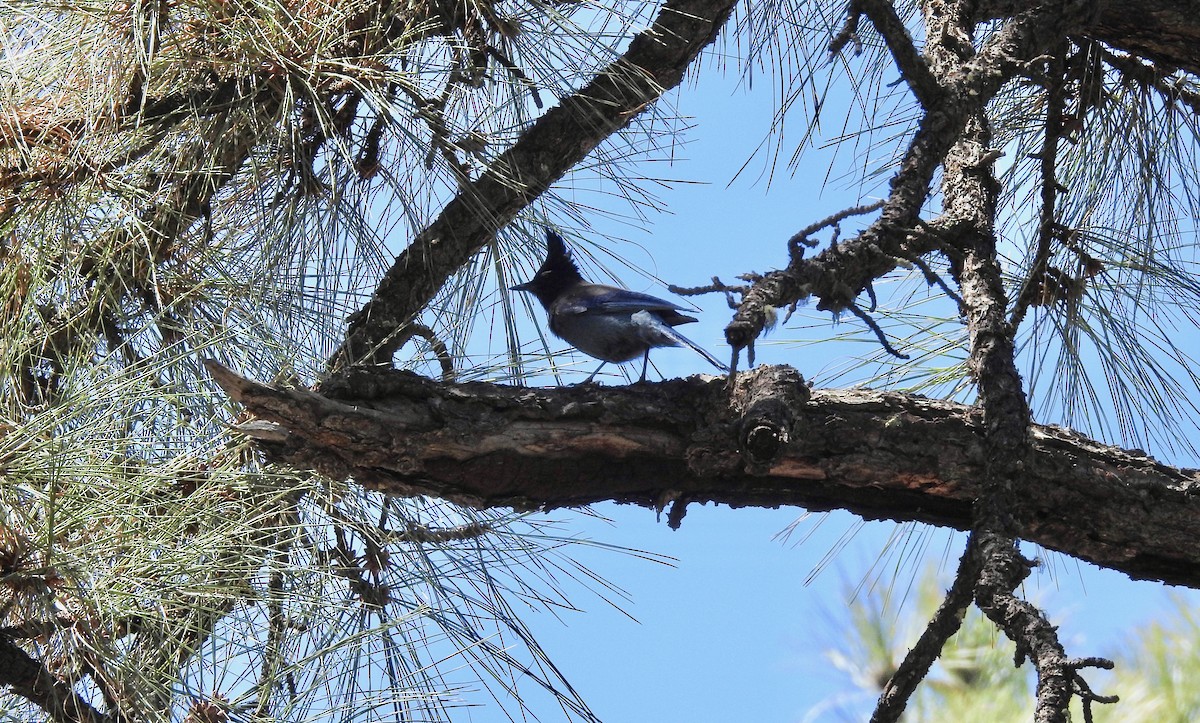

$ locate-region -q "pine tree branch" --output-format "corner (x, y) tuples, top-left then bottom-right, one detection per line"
(870, 536), (980, 723)
(859, 0), (943, 107)
(983, 0), (1200, 78)
(935, 4), (1109, 719)
(0, 634), (109, 723)
(726, 1), (1097, 360)
(206, 360), (1200, 589)
(1009, 41), (1071, 331)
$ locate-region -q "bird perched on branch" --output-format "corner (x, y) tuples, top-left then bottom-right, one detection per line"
(511, 229), (728, 382)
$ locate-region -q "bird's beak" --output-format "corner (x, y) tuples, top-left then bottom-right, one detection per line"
(510, 281), (533, 292)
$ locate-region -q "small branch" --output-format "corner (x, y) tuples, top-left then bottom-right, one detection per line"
(486, 45), (544, 109)
(669, 276), (749, 310)
(870, 535), (980, 723)
(828, 0), (863, 57)
(407, 323), (456, 382)
(859, 0), (943, 107)
(666, 497), (689, 530)
(785, 199), (886, 250)
(970, 534), (1113, 723)
(1010, 41), (1070, 330)
(395, 521), (492, 543)
(845, 302), (909, 358)
(1071, 657), (1118, 723)
(0, 634), (110, 723)
(906, 253), (964, 308)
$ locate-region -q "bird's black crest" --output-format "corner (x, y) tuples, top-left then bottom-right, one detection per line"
(511, 228), (585, 307)
(530, 228), (584, 292)
(541, 229), (582, 280)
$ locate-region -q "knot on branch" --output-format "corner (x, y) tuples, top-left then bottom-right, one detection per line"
(732, 366), (810, 471)
(724, 277), (786, 354)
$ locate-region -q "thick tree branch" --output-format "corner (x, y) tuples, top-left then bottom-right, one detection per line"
(0, 634), (108, 723)
(332, 0), (740, 368)
(206, 361), (1200, 589)
(946, 50), (1064, 723)
(987, 0), (1200, 78)
(936, 4), (1109, 717)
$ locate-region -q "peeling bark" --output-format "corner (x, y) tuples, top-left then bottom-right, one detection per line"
(206, 361), (1200, 589)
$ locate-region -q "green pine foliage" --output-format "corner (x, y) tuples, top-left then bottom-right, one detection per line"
(824, 567), (1200, 722)
(0, 1), (664, 719)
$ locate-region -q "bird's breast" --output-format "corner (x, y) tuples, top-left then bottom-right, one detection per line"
(549, 312), (654, 362)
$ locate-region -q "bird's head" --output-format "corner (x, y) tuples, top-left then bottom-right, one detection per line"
(511, 229), (585, 307)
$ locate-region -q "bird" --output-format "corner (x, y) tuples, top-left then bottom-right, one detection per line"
(511, 229), (728, 382)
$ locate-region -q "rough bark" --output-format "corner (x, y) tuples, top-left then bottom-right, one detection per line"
(0, 635), (108, 723)
(207, 361), (1200, 589)
(991, 0), (1200, 77)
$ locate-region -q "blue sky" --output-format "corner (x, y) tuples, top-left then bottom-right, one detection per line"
(444, 36), (1200, 722)
(499, 506), (1196, 722)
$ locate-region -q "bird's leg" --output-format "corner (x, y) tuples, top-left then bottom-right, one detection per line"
(583, 360), (607, 383)
(638, 350), (650, 383)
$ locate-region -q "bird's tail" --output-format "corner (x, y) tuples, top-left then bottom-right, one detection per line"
(633, 311), (728, 371)
(673, 328), (730, 371)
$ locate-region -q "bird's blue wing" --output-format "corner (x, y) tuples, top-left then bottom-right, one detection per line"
(555, 284), (687, 315)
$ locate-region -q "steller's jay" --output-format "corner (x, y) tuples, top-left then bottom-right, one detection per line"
(511, 229), (728, 382)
